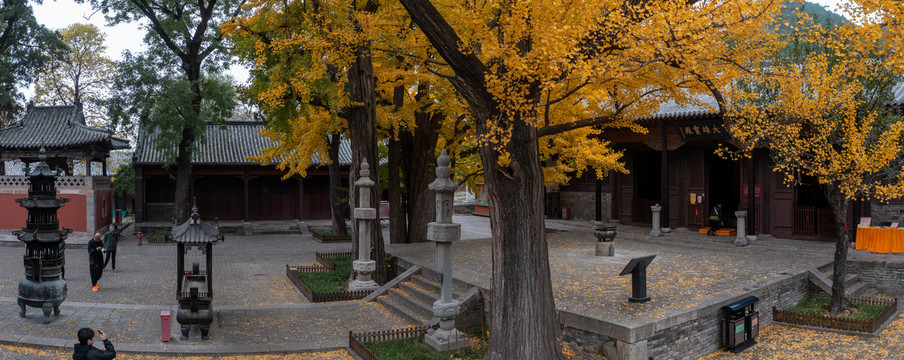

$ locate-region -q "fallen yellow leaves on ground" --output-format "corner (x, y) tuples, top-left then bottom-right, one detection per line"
(700, 309), (904, 360)
(0, 345), (353, 360)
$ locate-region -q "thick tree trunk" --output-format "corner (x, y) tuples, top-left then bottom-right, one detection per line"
(397, 1), (564, 357)
(481, 115), (564, 360)
(388, 85), (408, 245)
(346, 41), (388, 284)
(328, 133), (347, 236)
(172, 126), (195, 222)
(825, 185), (850, 316)
(388, 135), (407, 244)
(400, 105), (441, 243)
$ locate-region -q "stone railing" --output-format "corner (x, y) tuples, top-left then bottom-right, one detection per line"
(0, 176), (110, 190)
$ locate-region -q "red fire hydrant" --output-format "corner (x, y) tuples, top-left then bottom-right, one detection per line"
(160, 310), (171, 342)
(137, 232), (143, 246)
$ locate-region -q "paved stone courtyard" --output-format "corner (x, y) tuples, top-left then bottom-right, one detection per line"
(389, 218), (837, 327)
(0, 215), (902, 359)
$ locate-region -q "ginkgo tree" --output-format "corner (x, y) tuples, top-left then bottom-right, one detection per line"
(726, 4), (904, 316)
(397, 0), (781, 358)
(34, 23), (116, 127)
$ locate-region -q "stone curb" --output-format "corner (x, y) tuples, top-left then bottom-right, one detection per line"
(0, 332), (351, 356)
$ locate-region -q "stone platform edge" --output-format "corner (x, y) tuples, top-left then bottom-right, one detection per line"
(0, 332), (350, 356)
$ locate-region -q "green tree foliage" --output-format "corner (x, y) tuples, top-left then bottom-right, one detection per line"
(33, 23), (116, 127)
(0, 0), (65, 124)
(85, 0), (243, 221)
(111, 159), (135, 197)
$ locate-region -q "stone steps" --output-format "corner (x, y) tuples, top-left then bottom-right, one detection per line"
(376, 273), (471, 327)
(810, 267), (869, 297)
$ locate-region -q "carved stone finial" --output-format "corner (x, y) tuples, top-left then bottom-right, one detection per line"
(191, 199), (200, 222)
(38, 146), (47, 161)
(435, 150), (451, 180)
(359, 158), (370, 178)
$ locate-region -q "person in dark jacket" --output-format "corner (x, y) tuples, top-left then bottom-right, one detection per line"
(73, 327), (116, 360)
(102, 224), (119, 272)
(59, 240), (66, 280)
(89, 233), (105, 291)
(707, 202), (724, 236)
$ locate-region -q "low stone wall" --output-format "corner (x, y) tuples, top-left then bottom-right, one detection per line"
(645, 272), (810, 360)
(848, 260), (904, 294)
(562, 271), (811, 360)
(559, 191), (612, 221)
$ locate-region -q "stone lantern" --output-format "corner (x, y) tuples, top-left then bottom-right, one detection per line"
(424, 150), (469, 351)
(14, 147), (71, 324)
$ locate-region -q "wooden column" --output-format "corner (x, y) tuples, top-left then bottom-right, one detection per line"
(85, 158), (92, 176)
(661, 122), (670, 229)
(134, 165), (145, 222)
(243, 171), (250, 222)
(595, 177), (602, 222)
(748, 152), (756, 235)
(102, 157), (108, 176)
(298, 176), (305, 221)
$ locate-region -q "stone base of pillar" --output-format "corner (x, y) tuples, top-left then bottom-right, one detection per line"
(349, 260), (379, 291)
(596, 242), (615, 256)
(425, 327), (469, 352)
(242, 222), (252, 236)
(734, 237), (748, 247)
(348, 279), (379, 291)
(650, 229), (662, 238)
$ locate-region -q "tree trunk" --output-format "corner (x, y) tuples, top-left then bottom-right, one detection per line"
(481, 115), (565, 360)
(346, 40), (388, 284)
(825, 185), (850, 316)
(388, 134), (407, 244)
(397, 1), (564, 357)
(173, 126), (195, 222)
(328, 133), (347, 236)
(388, 85), (408, 244)
(399, 86), (442, 243)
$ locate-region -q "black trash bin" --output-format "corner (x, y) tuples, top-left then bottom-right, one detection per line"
(721, 296), (759, 353)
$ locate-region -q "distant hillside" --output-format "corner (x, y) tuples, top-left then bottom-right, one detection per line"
(775, 1), (848, 33)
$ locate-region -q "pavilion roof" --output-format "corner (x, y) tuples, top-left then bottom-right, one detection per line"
(0, 104), (129, 151)
(135, 121), (353, 166)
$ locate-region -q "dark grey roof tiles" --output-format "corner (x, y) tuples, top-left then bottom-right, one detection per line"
(135, 122), (352, 166)
(646, 96), (720, 120)
(0, 105), (129, 150)
(893, 82), (904, 105)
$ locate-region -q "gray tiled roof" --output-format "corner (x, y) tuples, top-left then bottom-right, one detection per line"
(647, 95), (720, 120)
(0, 105), (129, 150)
(893, 82), (904, 105)
(135, 122), (352, 166)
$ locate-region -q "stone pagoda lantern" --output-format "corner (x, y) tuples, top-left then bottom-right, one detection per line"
(166, 202), (224, 340)
(14, 147), (72, 324)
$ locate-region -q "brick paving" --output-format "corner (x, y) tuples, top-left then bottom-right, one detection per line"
(0, 223), (408, 356)
(2, 215), (899, 358)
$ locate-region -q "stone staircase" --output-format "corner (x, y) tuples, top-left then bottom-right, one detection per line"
(808, 266), (868, 297)
(373, 267), (481, 327)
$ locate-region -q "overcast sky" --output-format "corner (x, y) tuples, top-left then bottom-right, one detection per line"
(29, 0), (844, 98)
(31, 0), (250, 91)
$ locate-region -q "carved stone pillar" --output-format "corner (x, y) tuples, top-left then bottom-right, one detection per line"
(650, 204), (662, 238)
(735, 211), (748, 247)
(348, 159), (379, 292)
(424, 150), (468, 351)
